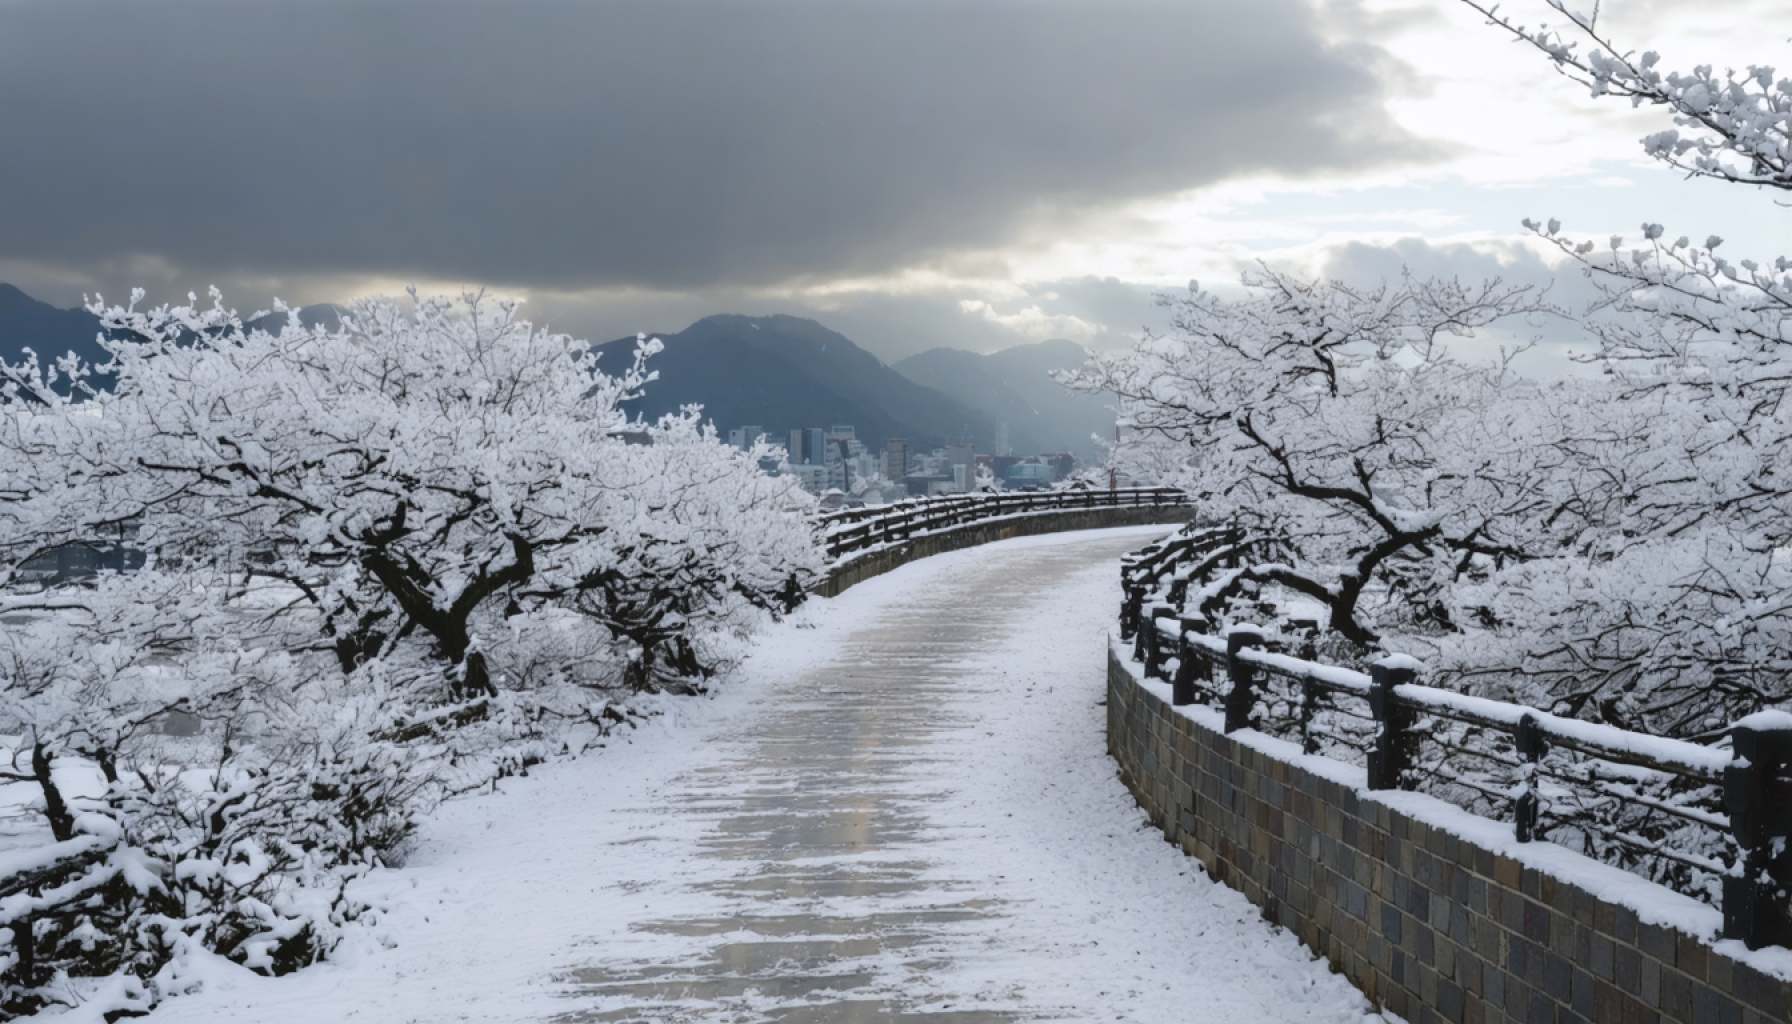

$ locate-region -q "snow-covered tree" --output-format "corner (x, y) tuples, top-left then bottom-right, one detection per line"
(1461, 1), (1790, 192)
(1076, 1), (1789, 904)
(972, 462), (1001, 493)
(1081, 5), (1792, 742)
(1064, 269), (1560, 646)
(2, 291), (666, 701)
(550, 416), (819, 691)
(1438, 0), (1792, 735)
(1, 290), (816, 702)
(0, 289), (820, 1014)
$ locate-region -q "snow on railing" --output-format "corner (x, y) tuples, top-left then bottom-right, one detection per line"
(818, 486), (1189, 563)
(1117, 524), (1792, 950)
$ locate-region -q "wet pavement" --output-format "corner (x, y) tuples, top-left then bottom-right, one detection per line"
(555, 533), (1149, 1023)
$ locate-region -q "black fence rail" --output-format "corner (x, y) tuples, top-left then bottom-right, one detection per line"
(819, 486), (1188, 563)
(1119, 525), (1792, 951)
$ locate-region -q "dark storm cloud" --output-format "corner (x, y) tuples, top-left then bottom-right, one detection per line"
(2, 0), (1429, 293)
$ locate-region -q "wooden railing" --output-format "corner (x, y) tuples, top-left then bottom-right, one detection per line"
(819, 486), (1189, 563)
(1118, 525), (1792, 950)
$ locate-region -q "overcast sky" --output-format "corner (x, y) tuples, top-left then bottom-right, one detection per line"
(1, 0), (1783, 363)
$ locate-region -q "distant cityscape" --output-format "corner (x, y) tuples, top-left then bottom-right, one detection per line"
(725, 423), (1079, 508)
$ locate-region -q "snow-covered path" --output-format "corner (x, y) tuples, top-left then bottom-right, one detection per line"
(143, 527), (1378, 1024)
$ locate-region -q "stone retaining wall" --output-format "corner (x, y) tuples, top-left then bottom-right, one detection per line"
(814, 505), (1194, 598)
(1106, 646), (1792, 1024)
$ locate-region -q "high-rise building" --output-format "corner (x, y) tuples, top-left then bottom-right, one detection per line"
(728, 425), (765, 451)
(882, 437), (910, 480)
(787, 463), (829, 492)
(944, 441), (974, 477)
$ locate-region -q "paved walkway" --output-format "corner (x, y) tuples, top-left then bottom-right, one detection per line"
(141, 527), (1374, 1024)
(554, 529), (1377, 1023)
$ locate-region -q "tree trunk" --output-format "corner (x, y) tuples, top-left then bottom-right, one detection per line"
(94, 752), (118, 787)
(456, 647), (499, 701)
(32, 741), (74, 842)
(623, 641), (657, 693)
(11, 919), (36, 991)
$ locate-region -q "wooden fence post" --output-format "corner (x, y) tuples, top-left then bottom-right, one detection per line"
(1167, 570), (1191, 608)
(1119, 582), (1145, 641)
(1223, 626), (1264, 733)
(1294, 623), (1320, 754)
(1367, 658), (1418, 790)
(1723, 717), (1792, 949)
(1171, 616), (1205, 706)
(1142, 606), (1174, 678)
(1514, 713), (1547, 842)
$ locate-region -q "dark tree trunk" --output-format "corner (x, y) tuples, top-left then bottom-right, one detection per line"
(94, 752), (118, 787)
(623, 641), (657, 693)
(11, 919), (36, 991)
(453, 645), (499, 701)
(32, 741), (75, 842)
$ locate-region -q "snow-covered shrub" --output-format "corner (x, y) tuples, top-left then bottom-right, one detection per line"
(0, 574), (432, 1018)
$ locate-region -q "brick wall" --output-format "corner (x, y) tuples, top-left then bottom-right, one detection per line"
(813, 505), (1193, 597)
(1106, 646), (1792, 1024)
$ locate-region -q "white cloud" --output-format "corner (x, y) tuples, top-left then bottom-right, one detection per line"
(957, 300), (1103, 343)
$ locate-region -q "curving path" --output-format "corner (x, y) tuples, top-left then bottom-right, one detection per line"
(143, 527), (1378, 1024)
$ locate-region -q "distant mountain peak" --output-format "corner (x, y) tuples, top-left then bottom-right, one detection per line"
(687, 313), (855, 345)
(595, 314), (986, 450)
(1004, 336), (1089, 358)
(0, 282), (73, 313)
(0, 283), (112, 390)
(894, 339), (1112, 460)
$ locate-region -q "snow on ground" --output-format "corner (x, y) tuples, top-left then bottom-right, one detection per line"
(135, 525), (1380, 1024)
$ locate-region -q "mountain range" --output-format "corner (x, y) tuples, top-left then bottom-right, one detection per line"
(0, 285), (340, 389)
(0, 285), (1110, 458)
(0, 283), (112, 372)
(894, 339), (1115, 458)
(594, 314), (992, 452)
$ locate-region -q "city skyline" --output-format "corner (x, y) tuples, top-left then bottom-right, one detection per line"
(725, 419), (1082, 497)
